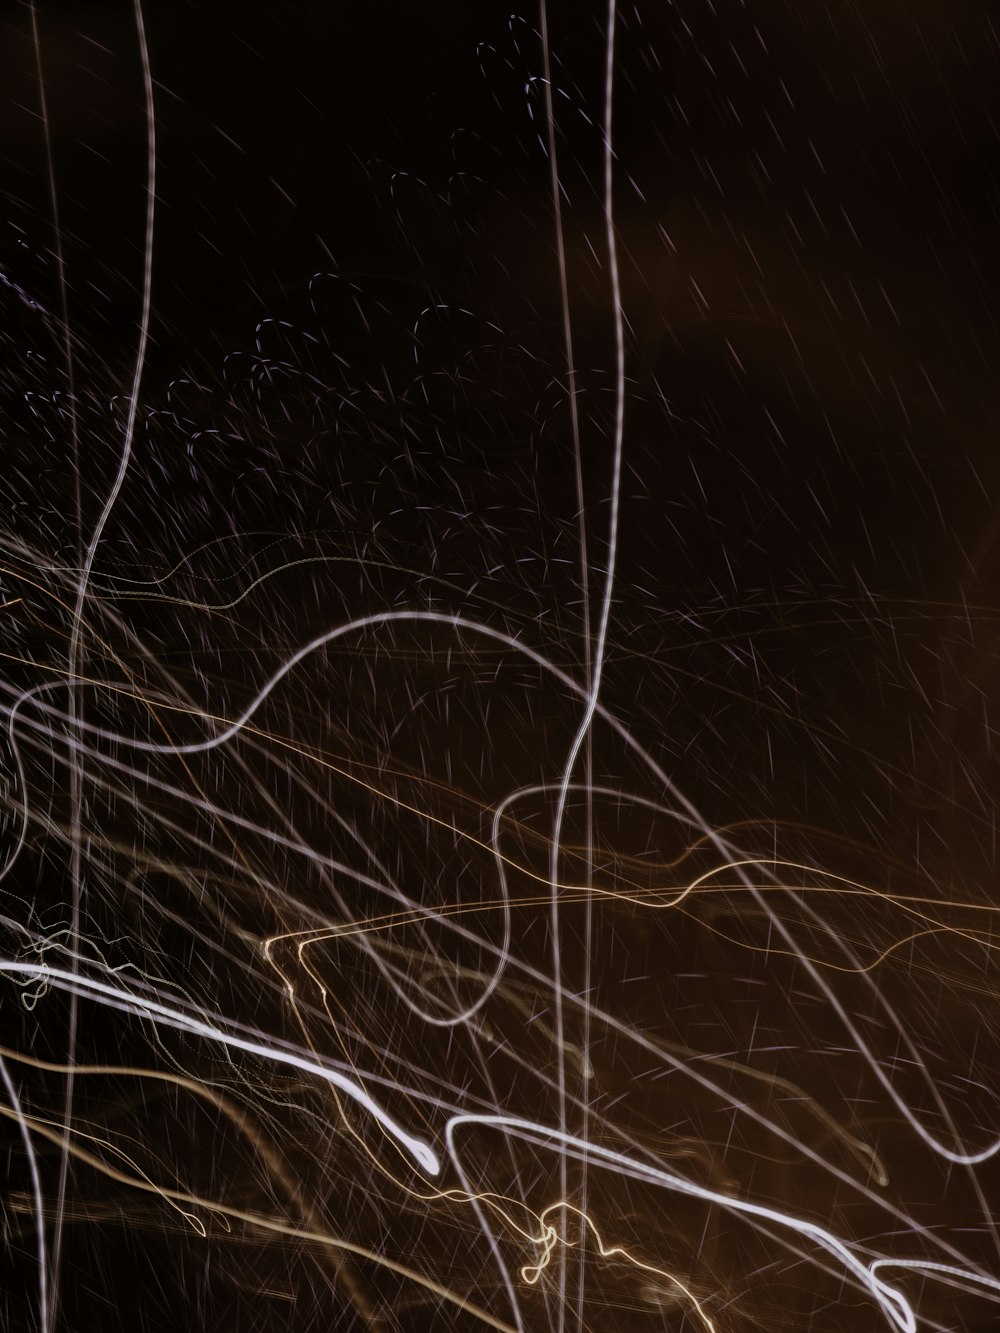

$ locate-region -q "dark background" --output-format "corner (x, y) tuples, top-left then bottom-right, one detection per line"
(3, 2), (1000, 1330)
(3, 0), (994, 889)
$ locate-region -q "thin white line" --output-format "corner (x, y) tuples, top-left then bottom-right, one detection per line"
(547, 4), (624, 1326)
(0, 962), (439, 1175)
(54, 2), (157, 1325)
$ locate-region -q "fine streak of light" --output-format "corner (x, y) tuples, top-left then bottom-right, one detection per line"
(0, 961), (439, 1174)
(52, 2), (156, 1328)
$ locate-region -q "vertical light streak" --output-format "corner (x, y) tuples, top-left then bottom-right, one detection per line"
(537, 8), (599, 1320)
(546, 2), (625, 1324)
(52, 2), (156, 1327)
(28, 2), (80, 548)
(537, 0), (589, 655)
(0, 1052), (49, 1333)
(25, 14), (83, 1301)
